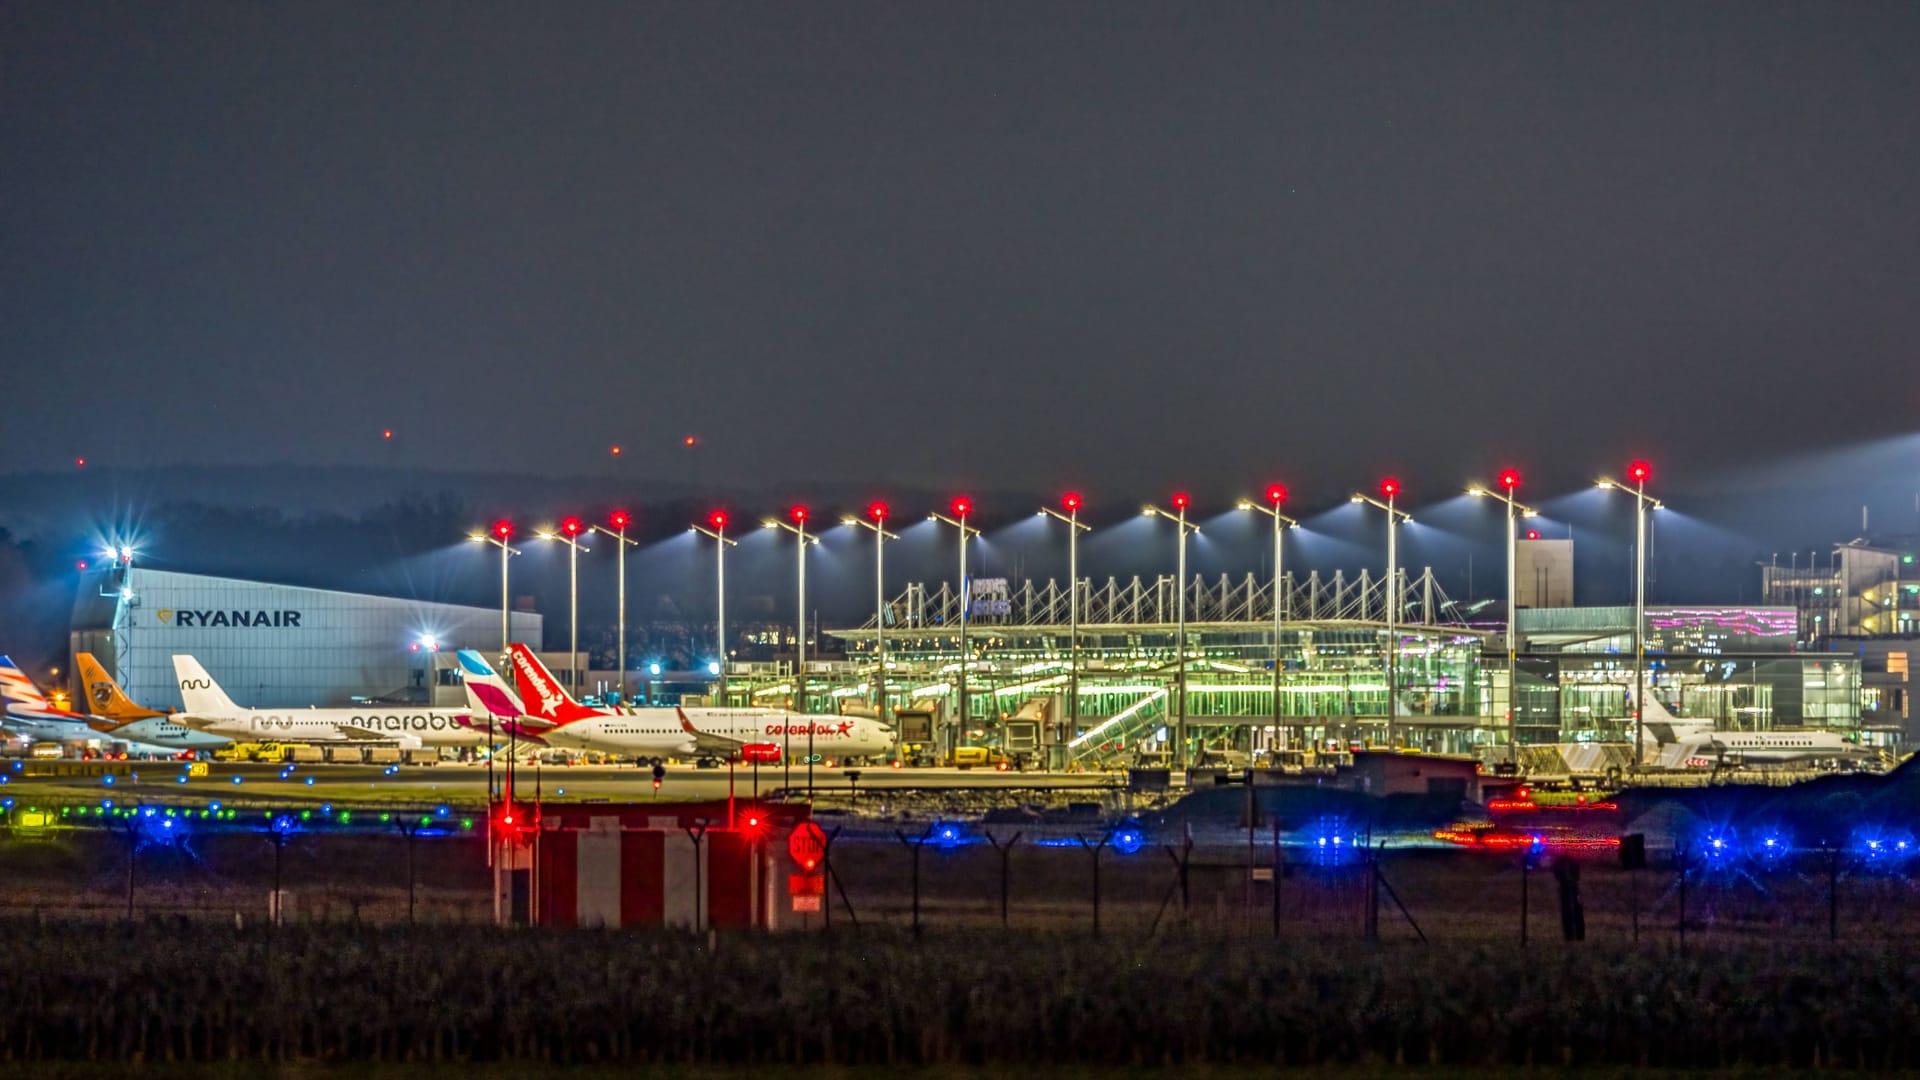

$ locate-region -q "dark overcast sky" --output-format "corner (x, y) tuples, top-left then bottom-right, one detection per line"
(5, 3), (1918, 500)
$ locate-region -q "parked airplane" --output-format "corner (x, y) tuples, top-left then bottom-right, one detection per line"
(73, 653), (228, 752)
(502, 644), (896, 763)
(170, 655), (484, 749)
(0, 654), (183, 755)
(1635, 685), (1863, 767)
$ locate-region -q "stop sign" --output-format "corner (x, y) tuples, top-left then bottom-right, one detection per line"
(788, 821), (827, 870)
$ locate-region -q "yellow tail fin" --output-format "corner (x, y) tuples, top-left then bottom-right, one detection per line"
(75, 653), (164, 721)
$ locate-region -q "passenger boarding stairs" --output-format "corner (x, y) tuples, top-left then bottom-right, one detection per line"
(1066, 688), (1169, 769)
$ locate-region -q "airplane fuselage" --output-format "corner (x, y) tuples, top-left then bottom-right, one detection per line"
(179, 708), (483, 748)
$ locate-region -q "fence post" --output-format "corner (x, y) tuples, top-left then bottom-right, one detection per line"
(1826, 842), (1839, 942)
(1675, 844), (1688, 950)
(1271, 818), (1282, 939)
(895, 826), (933, 938)
(1078, 833), (1111, 937)
(986, 831), (1023, 930)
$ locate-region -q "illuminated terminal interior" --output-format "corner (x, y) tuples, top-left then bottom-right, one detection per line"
(719, 575), (1866, 766)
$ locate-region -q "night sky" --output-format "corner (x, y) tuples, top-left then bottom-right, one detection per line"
(6, 3), (1918, 500)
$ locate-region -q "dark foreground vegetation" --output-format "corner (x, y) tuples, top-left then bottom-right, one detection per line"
(0, 922), (1917, 1070)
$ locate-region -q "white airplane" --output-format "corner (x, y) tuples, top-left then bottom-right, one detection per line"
(0, 654), (193, 755)
(1633, 684), (1863, 768)
(171, 654), (486, 749)
(498, 644), (896, 764)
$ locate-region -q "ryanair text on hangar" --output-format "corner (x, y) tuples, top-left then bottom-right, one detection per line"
(156, 608), (302, 628)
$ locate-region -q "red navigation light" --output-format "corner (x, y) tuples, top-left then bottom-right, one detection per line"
(1627, 460), (1652, 484)
(950, 496), (972, 518)
(684, 435), (697, 447)
(1380, 477), (1401, 499)
(409, 642), (420, 653)
(1265, 484), (1287, 506)
(1526, 529), (1541, 540)
(560, 516), (583, 537)
(609, 444), (622, 456)
(867, 501), (889, 522)
(708, 510), (729, 531)
(1062, 491), (1082, 513)
(382, 429), (393, 440)
(789, 504), (809, 525)
(609, 510), (631, 530)
(75, 457), (85, 468)
(1499, 469), (1521, 490)
(1171, 492), (1190, 511)
(493, 520), (513, 540)
(76, 560), (88, 571)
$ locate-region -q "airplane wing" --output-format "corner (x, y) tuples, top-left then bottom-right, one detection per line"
(678, 709), (746, 756)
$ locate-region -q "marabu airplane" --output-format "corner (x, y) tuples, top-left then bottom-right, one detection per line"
(171, 655), (486, 749)
(486, 644), (896, 764)
(74, 653), (229, 753)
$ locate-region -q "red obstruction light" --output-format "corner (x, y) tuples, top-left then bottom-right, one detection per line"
(789, 504), (809, 525)
(560, 516), (583, 537)
(708, 510), (729, 531)
(76, 560), (89, 571)
(1265, 484), (1288, 506)
(867, 501), (889, 522)
(75, 457), (86, 468)
(1499, 469), (1521, 490)
(1526, 529), (1541, 540)
(492, 520), (513, 540)
(950, 496), (973, 518)
(1627, 460), (1653, 484)
(684, 435), (698, 447)
(1171, 492), (1191, 511)
(609, 444), (622, 456)
(382, 429), (393, 440)
(1380, 477), (1401, 498)
(609, 510), (631, 530)
(1062, 491), (1083, 513)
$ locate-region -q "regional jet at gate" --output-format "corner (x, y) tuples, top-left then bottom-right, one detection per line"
(505, 644), (895, 764)
(170, 655), (486, 749)
(1634, 685), (1864, 768)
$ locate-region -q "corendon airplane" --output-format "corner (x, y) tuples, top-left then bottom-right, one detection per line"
(170, 655), (487, 749)
(73, 653), (229, 753)
(503, 644), (896, 764)
(0, 654), (189, 755)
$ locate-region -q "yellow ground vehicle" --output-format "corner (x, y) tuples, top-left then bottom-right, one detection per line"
(947, 745), (1010, 769)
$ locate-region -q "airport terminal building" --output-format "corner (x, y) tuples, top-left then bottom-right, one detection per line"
(70, 567), (541, 712)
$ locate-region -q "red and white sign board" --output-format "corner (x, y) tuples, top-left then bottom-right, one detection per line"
(492, 801), (812, 931)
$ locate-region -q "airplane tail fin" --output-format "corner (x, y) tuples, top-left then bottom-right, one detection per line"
(0, 654), (54, 713)
(171, 655), (239, 715)
(75, 653), (164, 720)
(456, 649), (543, 724)
(1629, 683), (1711, 745)
(507, 644), (599, 723)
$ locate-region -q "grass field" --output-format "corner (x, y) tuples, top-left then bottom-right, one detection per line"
(0, 922), (1917, 1069)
